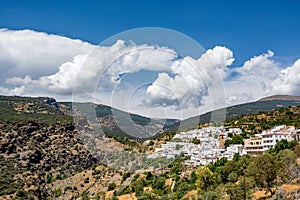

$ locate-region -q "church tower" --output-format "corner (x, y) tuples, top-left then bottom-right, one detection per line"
(219, 132), (225, 149)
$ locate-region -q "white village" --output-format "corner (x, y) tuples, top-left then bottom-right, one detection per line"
(148, 125), (300, 166)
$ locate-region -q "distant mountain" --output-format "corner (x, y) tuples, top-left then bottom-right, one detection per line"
(1, 95), (300, 198)
(169, 96), (300, 131)
(258, 94), (300, 101)
(82, 95), (300, 135)
(3, 95), (299, 138)
(59, 102), (179, 140)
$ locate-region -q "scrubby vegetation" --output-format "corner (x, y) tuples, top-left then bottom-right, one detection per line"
(0, 95), (72, 126)
(0, 96), (96, 198)
(225, 106), (300, 135)
(110, 141), (300, 199)
(1, 95), (300, 199)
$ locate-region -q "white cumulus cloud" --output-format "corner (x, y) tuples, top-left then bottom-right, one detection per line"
(225, 50), (281, 104)
(0, 28), (94, 79)
(270, 59), (300, 95)
(145, 46), (235, 108)
(0, 29), (178, 100)
(1, 29), (300, 119)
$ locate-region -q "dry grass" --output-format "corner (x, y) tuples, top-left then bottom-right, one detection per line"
(0, 195), (12, 200)
(281, 184), (300, 193)
(253, 189), (272, 199)
(165, 178), (173, 186)
(105, 190), (114, 199)
(143, 187), (153, 192)
(49, 165), (122, 199)
(117, 193), (137, 200)
(183, 190), (197, 200)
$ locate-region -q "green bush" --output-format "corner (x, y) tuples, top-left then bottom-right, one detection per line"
(52, 188), (62, 197)
(108, 182), (116, 191)
(84, 177), (89, 183)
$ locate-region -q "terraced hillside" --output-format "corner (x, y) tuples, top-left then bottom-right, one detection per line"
(169, 99), (300, 132)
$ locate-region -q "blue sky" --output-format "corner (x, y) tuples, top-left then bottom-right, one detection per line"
(1, 0), (300, 66)
(0, 0), (300, 119)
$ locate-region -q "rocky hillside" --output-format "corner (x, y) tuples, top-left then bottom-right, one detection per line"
(0, 96), (97, 199)
(1, 95), (300, 199)
(62, 102), (179, 142)
(0, 96), (174, 199)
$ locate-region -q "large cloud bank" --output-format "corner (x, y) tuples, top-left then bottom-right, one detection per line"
(0, 29), (299, 117)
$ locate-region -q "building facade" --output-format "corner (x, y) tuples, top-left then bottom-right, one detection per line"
(261, 125), (295, 152)
(244, 136), (264, 156)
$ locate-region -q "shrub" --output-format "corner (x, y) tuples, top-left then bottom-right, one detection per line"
(108, 182), (116, 191)
(52, 188), (62, 197)
(84, 178), (89, 183)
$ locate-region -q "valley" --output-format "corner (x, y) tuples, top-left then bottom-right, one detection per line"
(0, 95), (300, 199)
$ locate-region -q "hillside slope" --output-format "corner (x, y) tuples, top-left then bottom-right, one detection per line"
(170, 99), (300, 131)
(0, 96), (97, 198)
(61, 102), (179, 141)
(258, 95), (300, 101)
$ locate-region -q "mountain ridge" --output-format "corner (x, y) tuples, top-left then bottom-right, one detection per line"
(258, 94), (300, 102)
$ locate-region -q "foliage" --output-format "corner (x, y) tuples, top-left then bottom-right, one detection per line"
(199, 190), (219, 200)
(267, 139), (297, 155)
(224, 135), (245, 148)
(247, 154), (277, 195)
(0, 96), (72, 127)
(192, 138), (201, 144)
(276, 149), (298, 184)
(195, 167), (215, 192)
(52, 188), (62, 197)
(0, 155), (24, 195)
(104, 131), (138, 147)
(225, 106), (300, 134)
(111, 139), (300, 200)
(108, 182), (116, 191)
(295, 144), (300, 157)
(122, 172), (131, 182)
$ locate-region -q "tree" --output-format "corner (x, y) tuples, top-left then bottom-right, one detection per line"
(192, 138), (201, 145)
(247, 154), (277, 195)
(175, 144), (182, 150)
(294, 144), (300, 157)
(236, 155), (252, 176)
(224, 135), (244, 148)
(200, 190), (219, 200)
(152, 177), (166, 190)
(195, 167), (216, 192)
(248, 124), (255, 131)
(267, 139), (297, 155)
(276, 149), (298, 184)
(225, 178), (254, 200)
(108, 182), (116, 191)
(122, 172), (131, 182)
(225, 182), (244, 200)
(189, 171), (197, 185)
(173, 181), (193, 199)
(233, 153), (240, 162)
(209, 157), (228, 172)
(145, 171), (153, 180)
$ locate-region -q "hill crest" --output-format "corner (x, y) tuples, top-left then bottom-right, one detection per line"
(258, 95), (300, 102)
